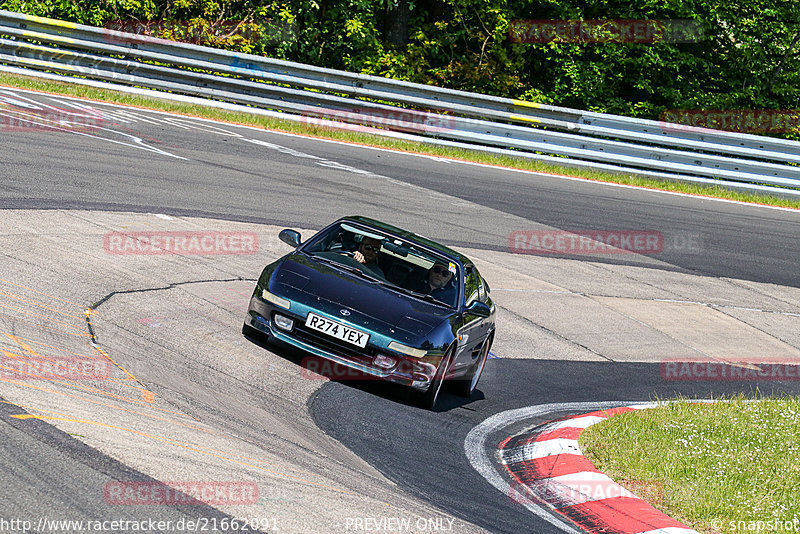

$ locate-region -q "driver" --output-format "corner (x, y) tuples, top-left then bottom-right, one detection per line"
(352, 236), (385, 278)
(408, 261), (457, 304)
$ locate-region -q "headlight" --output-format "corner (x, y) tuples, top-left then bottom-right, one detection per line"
(262, 288), (291, 309)
(388, 342), (427, 358)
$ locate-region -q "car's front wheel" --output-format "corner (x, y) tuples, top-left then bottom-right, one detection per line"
(243, 322), (276, 348)
(414, 348), (454, 410)
(454, 337), (491, 398)
(242, 322), (261, 339)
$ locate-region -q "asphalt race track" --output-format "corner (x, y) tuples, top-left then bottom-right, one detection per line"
(1, 86), (799, 533)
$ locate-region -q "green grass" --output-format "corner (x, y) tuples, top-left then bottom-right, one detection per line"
(580, 396), (800, 533)
(2, 70), (800, 210)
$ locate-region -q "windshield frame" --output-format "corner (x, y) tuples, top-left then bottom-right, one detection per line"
(300, 220), (463, 308)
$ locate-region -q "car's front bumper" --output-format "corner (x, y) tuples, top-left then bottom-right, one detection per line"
(245, 295), (437, 391)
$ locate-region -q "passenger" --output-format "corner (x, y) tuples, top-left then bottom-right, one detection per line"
(352, 236), (385, 278)
(408, 261), (457, 305)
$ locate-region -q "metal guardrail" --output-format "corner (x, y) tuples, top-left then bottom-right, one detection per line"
(1, 9), (799, 196)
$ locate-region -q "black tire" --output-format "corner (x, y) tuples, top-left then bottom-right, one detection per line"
(242, 322), (260, 338)
(454, 337), (490, 398)
(414, 348), (454, 410)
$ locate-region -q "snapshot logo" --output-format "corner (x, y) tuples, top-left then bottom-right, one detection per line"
(0, 105), (103, 133)
(661, 358), (800, 381)
(301, 108), (457, 136)
(102, 19), (294, 46)
(0, 352), (112, 381)
(719, 519), (800, 532)
(508, 19), (704, 43)
(104, 481), (259, 506)
(508, 479), (664, 507)
(660, 109), (800, 135)
(104, 231), (258, 256)
(509, 230), (664, 255)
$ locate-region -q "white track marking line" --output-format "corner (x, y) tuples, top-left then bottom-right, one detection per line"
(1, 91), (186, 159)
(243, 138), (323, 160)
(2, 83), (798, 214)
(465, 401), (629, 533)
(546, 415), (608, 430)
(501, 438), (582, 463)
(635, 528), (701, 534)
(469, 401), (718, 531)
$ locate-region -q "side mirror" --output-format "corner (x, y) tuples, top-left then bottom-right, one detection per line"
(279, 229), (301, 248)
(465, 300), (491, 318)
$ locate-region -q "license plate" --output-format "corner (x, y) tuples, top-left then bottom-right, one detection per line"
(305, 313), (369, 348)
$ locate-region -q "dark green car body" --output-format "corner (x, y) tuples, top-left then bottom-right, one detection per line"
(243, 216), (496, 408)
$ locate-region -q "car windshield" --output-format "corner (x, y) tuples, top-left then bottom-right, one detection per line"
(301, 222), (460, 308)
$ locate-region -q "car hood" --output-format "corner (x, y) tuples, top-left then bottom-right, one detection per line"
(271, 254), (455, 340)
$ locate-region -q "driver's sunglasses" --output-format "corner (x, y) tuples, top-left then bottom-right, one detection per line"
(431, 266), (450, 275)
(361, 243), (379, 252)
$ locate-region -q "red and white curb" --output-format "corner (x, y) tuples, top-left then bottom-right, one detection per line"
(498, 404), (699, 534)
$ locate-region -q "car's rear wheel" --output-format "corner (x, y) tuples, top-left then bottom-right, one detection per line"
(454, 337), (491, 398)
(415, 348), (454, 410)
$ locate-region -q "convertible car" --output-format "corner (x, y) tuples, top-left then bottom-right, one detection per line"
(243, 216), (495, 409)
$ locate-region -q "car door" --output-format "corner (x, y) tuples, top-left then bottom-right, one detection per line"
(451, 264), (489, 374)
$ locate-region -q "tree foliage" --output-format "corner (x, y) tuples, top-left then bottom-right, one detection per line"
(2, 0), (798, 123)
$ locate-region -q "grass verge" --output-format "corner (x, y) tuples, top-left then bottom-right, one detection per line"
(2, 70), (800, 210)
(579, 396), (800, 533)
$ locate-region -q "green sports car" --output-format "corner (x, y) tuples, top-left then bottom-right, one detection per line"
(243, 216), (496, 409)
